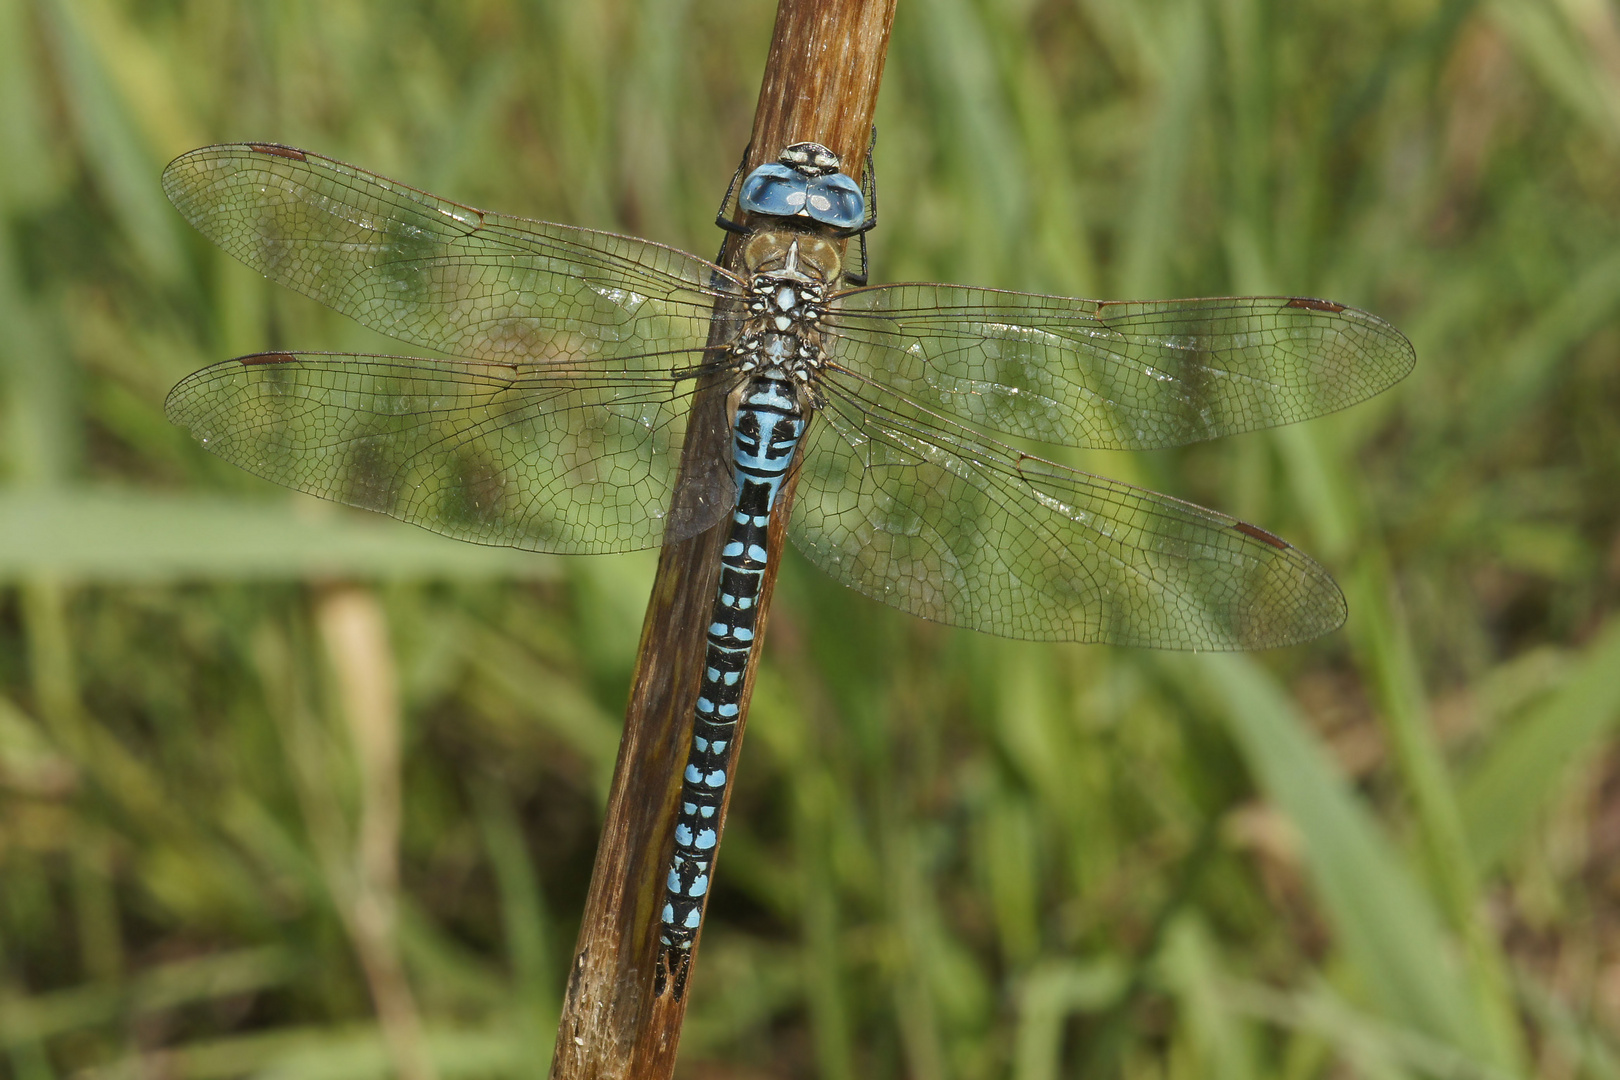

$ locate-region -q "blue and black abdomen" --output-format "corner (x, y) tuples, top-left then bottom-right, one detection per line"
(657, 374), (803, 998)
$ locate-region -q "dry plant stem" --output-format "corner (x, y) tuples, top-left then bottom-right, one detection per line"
(547, 1), (896, 1076)
(316, 585), (437, 1080)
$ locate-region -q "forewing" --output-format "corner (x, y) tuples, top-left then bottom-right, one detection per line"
(166, 352), (733, 553)
(826, 287), (1414, 451)
(162, 144), (738, 365)
(791, 367), (1346, 648)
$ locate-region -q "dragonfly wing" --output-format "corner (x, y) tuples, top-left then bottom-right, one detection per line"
(162, 144), (737, 366)
(791, 369), (1345, 648)
(166, 352), (734, 553)
(826, 286), (1414, 450)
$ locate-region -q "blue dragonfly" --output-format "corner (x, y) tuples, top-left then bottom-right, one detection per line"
(162, 141), (1413, 998)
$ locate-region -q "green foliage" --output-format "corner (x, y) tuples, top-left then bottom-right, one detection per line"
(1, 0), (1618, 1076)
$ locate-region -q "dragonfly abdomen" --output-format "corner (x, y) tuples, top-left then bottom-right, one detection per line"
(657, 372), (804, 999)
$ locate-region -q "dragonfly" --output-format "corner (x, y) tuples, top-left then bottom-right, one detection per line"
(162, 141), (1413, 999)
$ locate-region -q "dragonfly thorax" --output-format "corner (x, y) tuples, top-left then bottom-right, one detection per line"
(729, 230), (838, 391)
(742, 229), (842, 283)
(730, 306), (823, 390)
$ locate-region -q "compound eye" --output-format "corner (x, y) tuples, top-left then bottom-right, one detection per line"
(805, 173), (864, 229)
(740, 163), (809, 217)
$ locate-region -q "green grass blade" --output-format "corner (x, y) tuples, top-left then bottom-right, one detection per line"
(0, 489), (558, 581)
(1461, 616), (1620, 871)
(1187, 653), (1500, 1067)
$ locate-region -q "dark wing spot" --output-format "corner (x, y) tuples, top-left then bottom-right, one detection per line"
(1234, 521), (1291, 549)
(1285, 297), (1346, 313)
(240, 352), (299, 366)
(247, 144), (308, 161)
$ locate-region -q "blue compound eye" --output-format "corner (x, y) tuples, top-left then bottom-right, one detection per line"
(739, 163), (809, 217)
(805, 173), (865, 229)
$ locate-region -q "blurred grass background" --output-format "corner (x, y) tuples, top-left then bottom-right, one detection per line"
(1, 0), (1618, 1076)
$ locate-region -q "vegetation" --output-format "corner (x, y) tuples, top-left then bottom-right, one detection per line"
(2, 0), (1619, 1076)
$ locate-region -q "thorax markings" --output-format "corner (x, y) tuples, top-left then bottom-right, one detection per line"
(729, 229), (842, 401)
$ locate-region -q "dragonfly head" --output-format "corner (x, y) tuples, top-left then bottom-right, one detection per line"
(777, 142), (842, 176)
(739, 143), (865, 230)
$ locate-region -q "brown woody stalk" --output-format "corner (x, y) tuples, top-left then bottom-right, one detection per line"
(547, 2), (896, 1077)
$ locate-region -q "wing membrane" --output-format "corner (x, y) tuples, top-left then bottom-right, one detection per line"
(162, 144), (740, 365)
(791, 366), (1344, 648)
(161, 145), (1393, 647)
(166, 352), (733, 553)
(826, 287), (1414, 451)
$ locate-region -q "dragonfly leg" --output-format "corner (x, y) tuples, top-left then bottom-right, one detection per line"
(840, 126), (879, 286)
(713, 141), (754, 267)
